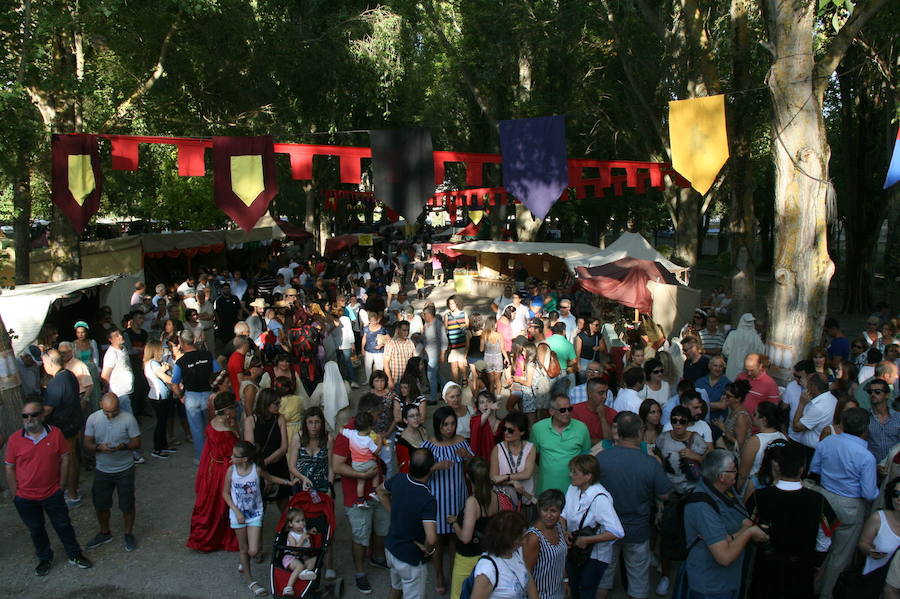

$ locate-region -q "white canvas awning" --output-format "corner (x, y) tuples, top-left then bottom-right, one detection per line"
(449, 241), (601, 262)
(0, 275), (121, 355)
(565, 232), (687, 274)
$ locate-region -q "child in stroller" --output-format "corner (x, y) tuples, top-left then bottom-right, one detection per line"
(281, 508), (317, 596)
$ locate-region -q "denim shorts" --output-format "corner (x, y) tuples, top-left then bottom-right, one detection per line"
(230, 514), (263, 529)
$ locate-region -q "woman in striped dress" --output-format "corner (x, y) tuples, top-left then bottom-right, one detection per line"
(444, 295), (470, 386)
(524, 489), (569, 599)
(424, 406), (474, 595)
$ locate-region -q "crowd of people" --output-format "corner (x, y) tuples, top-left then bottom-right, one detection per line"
(5, 243), (900, 599)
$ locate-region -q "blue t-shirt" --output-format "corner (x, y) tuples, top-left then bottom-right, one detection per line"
(384, 473), (437, 566)
(683, 480), (749, 594)
(596, 445), (672, 543)
(827, 336), (850, 362)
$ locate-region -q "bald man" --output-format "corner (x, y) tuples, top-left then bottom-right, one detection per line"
(83, 394), (141, 552)
(735, 353), (781, 415)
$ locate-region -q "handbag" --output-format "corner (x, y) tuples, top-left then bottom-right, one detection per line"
(569, 493), (606, 567)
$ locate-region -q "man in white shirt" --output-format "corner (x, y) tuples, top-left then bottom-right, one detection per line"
(272, 274), (291, 297)
(100, 329), (134, 415)
(176, 276), (195, 297)
(491, 285), (514, 314)
(230, 270), (248, 300)
(509, 293), (531, 338)
(792, 373), (837, 450)
(613, 368), (645, 413)
(557, 299), (578, 342)
(783, 359), (815, 444)
(388, 291), (413, 324)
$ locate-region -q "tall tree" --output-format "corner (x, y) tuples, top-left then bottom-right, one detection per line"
(761, 0), (889, 368)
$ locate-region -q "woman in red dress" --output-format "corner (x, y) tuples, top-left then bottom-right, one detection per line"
(187, 392), (240, 552)
(469, 390), (503, 461)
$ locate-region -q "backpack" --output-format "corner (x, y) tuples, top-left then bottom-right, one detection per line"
(659, 492), (719, 561)
(459, 554), (499, 599)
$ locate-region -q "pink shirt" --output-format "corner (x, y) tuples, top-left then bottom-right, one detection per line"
(736, 371), (781, 414)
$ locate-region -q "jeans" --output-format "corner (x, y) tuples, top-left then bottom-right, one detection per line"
(338, 348), (355, 382)
(567, 557), (608, 599)
(149, 397), (173, 451)
(364, 352), (384, 380)
(14, 490), (82, 561)
(426, 358), (442, 403)
(117, 394), (133, 414)
(183, 391), (208, 460)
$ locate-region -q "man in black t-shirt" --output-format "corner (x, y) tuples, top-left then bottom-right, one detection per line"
(214, 283), (242, 345)
(172, 330), (222, 462)
(42, 349), (84, 508)
(682, 337), (711, 383)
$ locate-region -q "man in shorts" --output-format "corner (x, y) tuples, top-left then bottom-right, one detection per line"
(332, 394), (390, 594)
(83, 394), (141, 552)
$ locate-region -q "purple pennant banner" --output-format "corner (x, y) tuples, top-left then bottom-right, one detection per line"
(499, 115), (569, 220)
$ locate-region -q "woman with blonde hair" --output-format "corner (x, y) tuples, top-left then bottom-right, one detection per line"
(480, 315), (508, 397)
(143, 339), (175, 459)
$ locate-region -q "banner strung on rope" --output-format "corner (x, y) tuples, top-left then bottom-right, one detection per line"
(53, 133), (692, 230)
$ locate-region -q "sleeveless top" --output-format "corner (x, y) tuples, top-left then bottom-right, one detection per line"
(253, 415), (290, 479)
(864, 510), (900, 574)
(446, 311), (467, 350)
(495, 441), (534, 505)
(749, 431), (787, 477)
(295, 440), (330, 492)
(229, 463), (263, 523)
(527, 522), (567, 599)
(456, 495), (495, 557)
(468, 333), (484, 359)
(577, 331), (601, 361)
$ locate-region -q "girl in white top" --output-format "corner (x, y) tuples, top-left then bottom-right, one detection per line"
(859, 478), (900, 575)
(280, 507), (318, 596)
(470, 511), (539, 599)
(737, 402), (787, 489)
(561, 455), (624, 599)
(223, 441), (295, 597)
(639, 358), (670, 406)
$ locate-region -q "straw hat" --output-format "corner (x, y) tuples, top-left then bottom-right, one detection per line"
(250, 298), (268, 309)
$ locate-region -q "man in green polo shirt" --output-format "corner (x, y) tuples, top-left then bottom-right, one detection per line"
(531, 394), (592, 493)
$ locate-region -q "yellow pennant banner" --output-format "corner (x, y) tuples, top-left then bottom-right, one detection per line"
(230, 155), (265, 206)
(469, 210), (484, 225)
(67, 154), (96, 206)
(358, 234), (374, 246)
(668, 95), (729, 195)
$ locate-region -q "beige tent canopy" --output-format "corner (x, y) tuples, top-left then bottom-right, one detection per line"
(565, 232), (690, 283)
(449, 241), (601, 280)
(25, 214), (285, 283)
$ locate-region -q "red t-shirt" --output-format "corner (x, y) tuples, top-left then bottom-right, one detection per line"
(736, 371), (781, 415)
(572, 403), (617, 443)
(333, 418), (377, 507)
(227, 351), (245, 397)
(5, 425), (68, 500)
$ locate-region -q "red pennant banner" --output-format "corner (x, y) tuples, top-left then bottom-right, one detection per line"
(51, 133), (103, 233)
(213, 136), (279, 231)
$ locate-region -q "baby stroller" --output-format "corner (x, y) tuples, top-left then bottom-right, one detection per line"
(270, 491), (343, 598)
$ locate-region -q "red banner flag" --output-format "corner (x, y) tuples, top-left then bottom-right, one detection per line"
(212, 136), (279, 231)
(51, 133), (103, 233)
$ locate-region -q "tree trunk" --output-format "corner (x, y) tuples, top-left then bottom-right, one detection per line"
(671, 187), (701, 266)
(12, 158), (32, 284)
(49, 207), (81, 281)
(515, 205), (542, 242)
(763, 1), (835, 372)
(0, 312), (25, 452)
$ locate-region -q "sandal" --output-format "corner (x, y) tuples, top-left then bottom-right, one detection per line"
(238, 563), (244, 573)
(248, 581), (267, 596)
(299, 569), (317, 581)
(282, 586), (294, 596)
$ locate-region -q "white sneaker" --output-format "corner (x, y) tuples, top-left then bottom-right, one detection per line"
(656, 576), (670, 596)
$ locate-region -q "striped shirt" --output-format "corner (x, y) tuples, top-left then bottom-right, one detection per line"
(868, 409), (900, 462)
(445, 311), (467, 350)
(423, 439), (471, 535)
(699, 328), (726, 353)
(527, 523), (567, 599)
